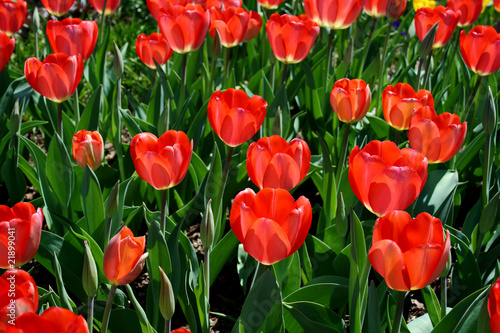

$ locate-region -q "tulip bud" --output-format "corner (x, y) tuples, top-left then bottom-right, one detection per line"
(33, 7), (40, 31)
(335, 192), (347, 237)
(482, 87), (497, 136)
(201, 200), (214, 249)
(159, 267), (175, 321)
(387, 0), (407, 21)
(211, 29), (222, 58)
(420, 21), (439, 57)
(83, 241), (98, 297)
(72, 130), (104, 170)
(113, 41), (124, 78)
(106, 180), (120, 219)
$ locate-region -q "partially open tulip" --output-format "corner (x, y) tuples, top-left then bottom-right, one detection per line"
(489, 276), (500, 332)
(304, 0), (364, 29)
(103, 226), (148, 286)
(130, 130), (193, 190)
(348, 140), (428, 216)
(256, 0), (284, 10)
(88, 0), (121, 15)
(266, 13), (319, 64)
(136, 33), (173, 69)
(364, 0), (406, 19)
(159, 4), (210, 54)
(0, 0), (27, 37)
(24, 53), (84, 104)
(41, 0), (76, 16)
(459, 25), (500, 76)
(408, 106), (467, 163)
(0, 202), (43, 269)
(386, 0), (407, 20)
(230, 188), (312, 265)
(369, 211), (450, 291)
(330, 78), (371, 123)
(243, 11), (262, 42)
(415, 6), (460, 49)
(447, 0), (482, 27)
(72, 130), (104, 170)
(46, 19), (98, 62)
(208, 88), (267, 147)
(209, 6), (250, 48)
(382, 83), (434, 131)
(0, 32), (14, 72)
(146, 0), (187, 20)
(246, 136), (311, 191)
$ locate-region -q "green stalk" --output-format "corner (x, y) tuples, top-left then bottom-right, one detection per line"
(99, 0), (108, 44)
(358, 17), (377, 78)
(57, 102), (63, 137)
(376, 22), (392, 117)
(392, 291), (406, 333)
(214, 146), (234, 240)
(104, 217), (112, 249)
(204, 247), (210, 301)
(88, 296), (94, 333)
(115, 77), (126, 181)
(101, 285), (117, 333)
(73, 87), (80, 125)
(280, 63), (288, 88)
(483, 132), (492, 208)
(462, 75), (482, 122)
(416, 57), (424, 90)
(179, 53), (188, 112)
(164, 319), (171, 333)
(440, 32), (459, 92)
(394, 130), (401, 146)
(335, 123), (351, 184)
(422, 49), (433, 90)
(325, 29), (335, 95)
(440, 277), (447, 319)
(223, 47), (231, 86)
(160, 189), (167, 235)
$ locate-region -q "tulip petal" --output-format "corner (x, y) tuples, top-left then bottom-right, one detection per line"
(369, 239), (411, 291)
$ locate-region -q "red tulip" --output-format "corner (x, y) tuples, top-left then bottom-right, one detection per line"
(5, 313), (55, 333)
(256, 0), (284, 10)
(88, 0), (121, 15)
(159, 4), (210, 54)
(41, 0), (76, 17)
(0, 202), (44, 269)
(0, 0), (27, 37)
(304, 0), (364, 29)
(209, 6), (250, 48)
(408, 106), (467, 164)
(266, 13), (319, 64)
(348, 140), (428, 217)
(414, 6), (460, 49)
(369, 211), (451, 291)
(230, 188), (312, 265)
(489, 276), (500, 332)
(199, 0), (242, 10)
(207, 88), (267, 147)
(446, 0), (482, 27)
(330, 78), (371, 123)
(130, 130), (193, 190)
(72, 130), (104, 170)
(171, 329), (192, 333)
(382, 83), (434, 131)
(0, 269), (39, 331)
(495, 0), (500, 12)
(146, 0), (187, 20)
(0, 32), (15, 73)
(246, 136), (311, 191)
(40, 307), (88, 333)
(364, 0), (391, 17)
(386, 0), (406, 20)
(24, 53), (84, 104)
(46, 19), (98, 62)
(459, 25), (500, 76)
(243, 11), (262, 42)
(136, 33), (173, 69)
(103, 226), (148, 286)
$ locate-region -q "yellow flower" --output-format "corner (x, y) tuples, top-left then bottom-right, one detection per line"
(412, 0), (437, 11)
(482, 0), (492, 12)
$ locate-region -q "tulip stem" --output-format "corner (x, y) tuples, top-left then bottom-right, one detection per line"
(376, 21), (392, 117)
(101, 284), (117, 333)
(204, 247), (210, 302)
(160, 189), (167, 235)
(392, 291), (406, 333)
(164, 319), (171, 333)
(394, 130), (401, 146)
(99, 0), (108, 44)
(214, 146), (233, 241)
(462, 75), (483, 123)
(482, 132), (492, 208)
(88, 296), (94, 333)
(223, 47), (231, 86)
(358, 17), (377, 78)
(74, 87), (80, 125)
(335, 123), (350, 185)
(416, 57), (424, 91)
(280, 63), (288, 87)
(325, 30), (335, 95)
(440, 276), (447, 319)
(422, 49), (433, 90)
(57, 102), (63, 137)
(179, 53), (187, 112)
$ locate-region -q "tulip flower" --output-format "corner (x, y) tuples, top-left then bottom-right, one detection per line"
(348, 140), (428, 217)
(0, 202), (44, 269)
(136, 33), (173, 69)
(364, 0), (391, 17)
(46, 19), (98, 62)
(446, 0), (482, 27)
(495, 0), (500, 11)
(41, 0), (76, 17)
(209, 6), (250, 48)
(158, 4), (210, 54)
(304, 0), (364, 29)
(246, 136), (311, 191)
(369, 211), (451, 291)
(266, 13), (319, 64)
(408, 106), (467, 164)
(72, 130), (104, 170)
(103, 226), (148, 286)
(459, 25), (500, 76)
(197, 0), (242, 9)
(489, 276), (500, 332)
(0, 32), (14, 73)
(0, 0), (27, 37)
(382, 83), (434, 131)
(414, 6), (460, 49)
(230, 188), (312, 265)
(40, 307), (89, 333)
(256, 0), (284, 10)
(171, 329), (192, 333)
(0, 269), (39, 331)
(207, 88), (267, 147)
(5, 313), (55, 333)
(130, 130), (193, 190)
(88, 0), (121, 15)
(243, 11), (262, 42)
(24, 53), (84, 104)
(330, 78), (371, 123)
(386, 0), (407, 20)
(146, 0), (187, 20)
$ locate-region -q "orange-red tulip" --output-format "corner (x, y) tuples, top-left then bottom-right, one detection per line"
(369, 211), (450, 291)
(246, 136), (311, 191)
(194, 0), (242, 10)
(0, 32), (14, 73)
(348, 140), (428, 217)
(266, 13), (319, 64)
(459, 25), (500, 76)
(230, 188), (312, 265)
(136, 33), (173, 69)
(447, 0), (482, 27)
(304, 0), (364, 29)
(103, 226), (148, 286)
(364, 0), (406, 19)
(382, 83), (434, 131)
(146, 0), (187, 20)
(171, 329), (192, 333)
(5, 312), (55, 333)
(415, 6), (460, 49)
(46, 19), (98, 62)
(0, 202), (43, 269)
(72, 130), (104, 170)
(495, 0), (500, 12)
(209, 6), (250, 48)
(386, 0), (407, 20)
(0, 0), (26, 37)
(243, 11), (262, 42)
(41, 0), (76, 16)
(159, 4), (210, 54)
(207, 88), (267, 147)
(7, 307), (89, 333)
(489, 276), (500, 332)
(408, 106), (467, 163)
(256, 0), (284, 10)
(24, 53), (83, 104)
(88, 0), (120, 15)
(330, 78), (371, 123)
(130, 130), (193, 190)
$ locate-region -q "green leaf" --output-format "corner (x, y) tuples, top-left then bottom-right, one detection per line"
(283, 301), (345, 333)
(209, 230), (239, 286)
(204, 143), (223, 242)
(421, 285), (441, 326)
(125, 284), (155, 333)
(77, 85), (103, 132)
(367, 281), (382, 333)
(284, 275), (349, 309)
(81, 166), (106, 246)
(46, 134), (74, 208)
(52, 251), (73, 311)
(1, 146), (26, 203)
(272, 252), (301, 298)
(146, 220), (172, 305)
